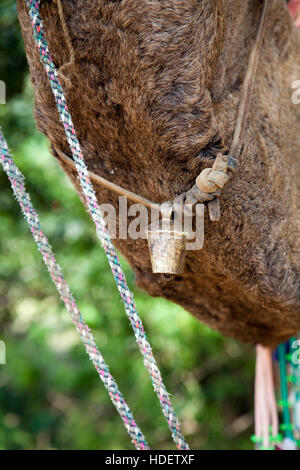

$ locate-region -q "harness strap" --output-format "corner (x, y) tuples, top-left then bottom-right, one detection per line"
(53, 146), (160, 211)
(230, 0), (269, 158)
(24, 0), (189, 450)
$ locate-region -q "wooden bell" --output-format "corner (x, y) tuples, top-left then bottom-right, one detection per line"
(146, 219), (188, 275)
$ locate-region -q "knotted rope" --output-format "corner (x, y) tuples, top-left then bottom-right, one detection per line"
(0, 128), (148, 450)
(195, 154), (230, 194)
(23, 0), (189, 450)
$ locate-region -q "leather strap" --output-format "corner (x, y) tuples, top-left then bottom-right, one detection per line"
(230, 0), (269, 158)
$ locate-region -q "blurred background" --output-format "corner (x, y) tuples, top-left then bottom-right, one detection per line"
(0, 0), (255, 450)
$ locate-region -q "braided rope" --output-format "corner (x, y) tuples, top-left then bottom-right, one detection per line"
(26, 0), (189, 450)
(0, 128), (148, 450)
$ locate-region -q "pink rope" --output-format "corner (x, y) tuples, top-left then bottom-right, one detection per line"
(254, 345), (279, 449)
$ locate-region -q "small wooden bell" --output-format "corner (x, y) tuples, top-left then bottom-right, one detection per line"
(146, 220), (188, 275)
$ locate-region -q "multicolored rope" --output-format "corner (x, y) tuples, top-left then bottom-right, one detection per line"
(276, 339), (300, 449)
(0, 128), (148, 450)
(289, 338), (300, 434)
(24, 0), (189, 450)
(277, 343), (295, 443)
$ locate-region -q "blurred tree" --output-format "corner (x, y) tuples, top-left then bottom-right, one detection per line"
(0, 0), (27, 99)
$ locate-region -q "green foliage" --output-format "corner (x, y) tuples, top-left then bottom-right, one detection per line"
(0, 0), (27, 99)
(0, 1), (255, 450)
